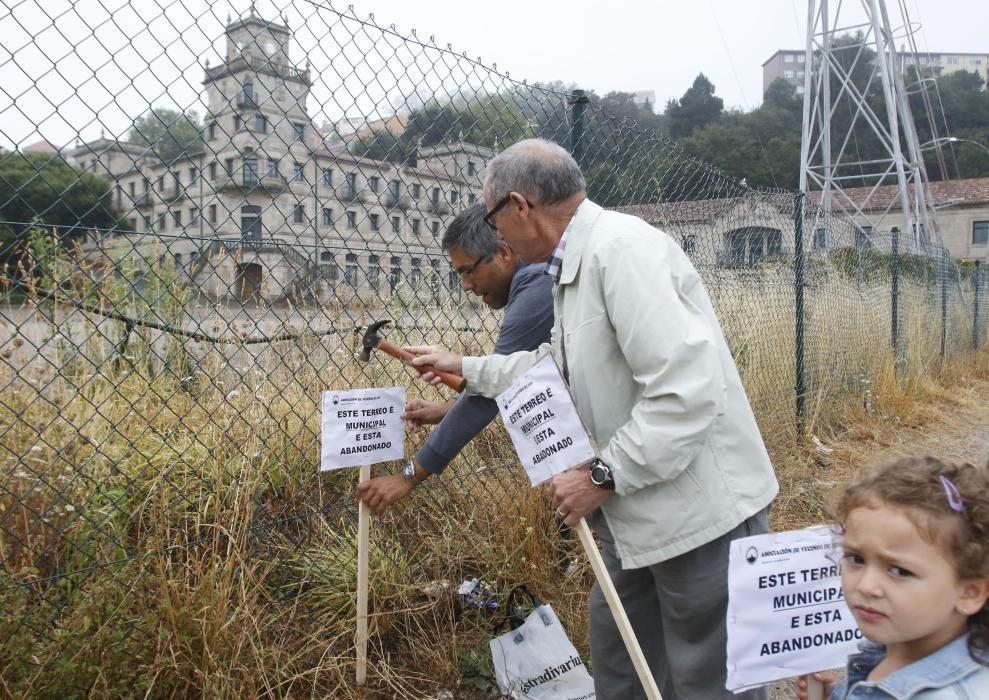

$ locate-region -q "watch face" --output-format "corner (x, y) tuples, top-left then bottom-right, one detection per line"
(590, 461), (608, 484)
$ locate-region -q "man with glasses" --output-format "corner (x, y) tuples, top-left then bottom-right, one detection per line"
(356, 203), (554, 514)
(407, 139), (777, 699)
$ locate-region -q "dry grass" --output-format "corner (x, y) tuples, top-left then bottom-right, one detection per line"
(1, 250), (986, 697)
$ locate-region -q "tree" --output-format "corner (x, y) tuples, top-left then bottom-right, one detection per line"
(0, 150), (117, 262)
(665, 74), (724, 139)
(128, 108), (203, 163)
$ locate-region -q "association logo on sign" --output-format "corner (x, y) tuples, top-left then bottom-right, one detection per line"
(332, 395), (340, 405)
(746, 546), (759, 564)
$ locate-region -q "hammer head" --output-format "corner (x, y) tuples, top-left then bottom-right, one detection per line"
(358, 319), (391, 362)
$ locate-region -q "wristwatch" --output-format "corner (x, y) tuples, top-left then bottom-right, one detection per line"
(588, 458), (615, 490)
(401, 459), (420, 488)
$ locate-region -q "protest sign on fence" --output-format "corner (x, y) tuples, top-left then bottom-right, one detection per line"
(496, 355), (596, 486)
(726, 526), (862, 693)
(320, 387), (405, 471)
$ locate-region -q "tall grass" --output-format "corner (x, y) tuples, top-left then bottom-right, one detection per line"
(0, 244), (985, 697)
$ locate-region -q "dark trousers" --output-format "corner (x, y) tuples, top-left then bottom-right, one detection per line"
(590, 509), (771, 700)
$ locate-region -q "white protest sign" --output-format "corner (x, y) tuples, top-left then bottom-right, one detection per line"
(726, 526), (862, 693)
(496, 355), (596, 486)
(320, 387), (405, 470)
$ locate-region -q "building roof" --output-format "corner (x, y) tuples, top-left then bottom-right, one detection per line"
(762, 50), (804, 67)
(23, 139), (62, 153)
(809, 177), (989, 211)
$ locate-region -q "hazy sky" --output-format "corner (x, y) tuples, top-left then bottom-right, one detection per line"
(1, 0), (987, 150)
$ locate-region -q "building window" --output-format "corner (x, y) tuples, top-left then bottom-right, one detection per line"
(412, 183), (422, 199)
(412, 218), (421, 236)
(254, 113), (267, 132)
(143, 215), (152, 230)
(233, 114), (242, 131)
(451, 189), (460, 204)
(391, 216), (400, 233)
(189, 166), (198, 184)
(973, 221), (989, 246)
(368, 254), (380, 291)
(431, 220), (439, 237)
(431, 187), (440, 204)
(369, 176), (380, 193)
(345, 253), (357, 286)
(785, 54), (795, 63)
(293, 162), (305, 182)
(682, 234), (696, 256)
(225, 158), (234, 176)
(797, 54), (805, 63)
(293, 203), (304, 224)
(207, 121), (216, 140)
(389, 256), (402, 290)
(189, 207), (199, 224)
(174, 253), (182, 265)
(410, 257), (422, 287)
(389, 179), (400, 200)
(242, 80), (254, 103)
(243, 157), (259, 185)
(784, 70), (794, 79)
(467, 161), (477, 176)
(209, 162), (217, 180)
(369, 213), (380, 231)
(320, 251), (333, 263)
(208, 204), (217, 223)
(814, 227), (827, 250)
(947, 56), (960, 65)
(322, 168), (333, 186)
(346, 211), (357, 229)
(322, 208), (333, 227)
(172, 210), (182, 227)
(346, 172), (357, 198)
(293, 122), (305, 140)
(157, 213), (166, 230)
(267, 158), (279, 177)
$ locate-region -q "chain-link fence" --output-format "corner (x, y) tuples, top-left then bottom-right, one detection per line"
(2, 1), (987, 696)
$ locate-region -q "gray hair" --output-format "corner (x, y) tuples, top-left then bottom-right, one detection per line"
(441, 203), (501, 258)
(483, 138), (586, 205)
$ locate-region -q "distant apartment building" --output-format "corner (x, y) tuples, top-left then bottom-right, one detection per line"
(65, 10), (491, 303)
(762, 48), (989, 97)
(631, 90), (657, 112)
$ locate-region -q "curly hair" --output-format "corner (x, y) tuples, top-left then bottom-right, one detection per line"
(833, 455), (989, 664)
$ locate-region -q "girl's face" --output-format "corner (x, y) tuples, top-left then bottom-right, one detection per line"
(841, 505), (989, 664)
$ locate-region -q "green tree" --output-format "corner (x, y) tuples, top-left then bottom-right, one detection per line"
(665, 74), (724, 139)
(0, 149), (117, 262)
(128, 108), (203, 162)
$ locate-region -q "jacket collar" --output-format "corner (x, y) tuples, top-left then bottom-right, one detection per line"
(852, 635), (984, 697)
(558, 198), (604, 286)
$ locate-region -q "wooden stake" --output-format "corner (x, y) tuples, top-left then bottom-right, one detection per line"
(805, 676), (824, 700)
(576, 518), (663, 700)
(356, 465), (370, 685)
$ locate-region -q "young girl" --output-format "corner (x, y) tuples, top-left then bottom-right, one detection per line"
(799, 455), (989, 699)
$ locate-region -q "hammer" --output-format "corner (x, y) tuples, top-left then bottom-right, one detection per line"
(359, 319), (466, 392)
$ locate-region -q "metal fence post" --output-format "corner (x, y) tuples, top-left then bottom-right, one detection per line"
(568, 89), (589, 166)
(794, 191), (806, 436)
(975, 260), (982, 350)
(891, 227), (899, 363)
(941, 247), (948, 359)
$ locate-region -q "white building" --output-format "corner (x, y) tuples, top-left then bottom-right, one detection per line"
(67, 11), (492, 303)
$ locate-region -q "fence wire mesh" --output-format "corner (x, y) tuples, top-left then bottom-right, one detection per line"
(1, 0), (987, 696)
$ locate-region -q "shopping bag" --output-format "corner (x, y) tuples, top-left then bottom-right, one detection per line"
(489, 586), (595, 700)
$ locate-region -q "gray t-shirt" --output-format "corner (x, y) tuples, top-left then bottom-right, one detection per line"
(416, 263), (554, 474)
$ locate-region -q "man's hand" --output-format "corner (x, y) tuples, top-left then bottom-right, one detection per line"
(402, 399), (452, 430)
(549, 464), (613, 527)
(404, 345), (464, 385)
(356, 474), (414, 516)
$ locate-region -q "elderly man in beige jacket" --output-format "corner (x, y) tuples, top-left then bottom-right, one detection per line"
(409, 138), (778, 700)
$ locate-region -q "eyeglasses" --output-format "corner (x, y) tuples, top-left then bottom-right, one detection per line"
(455, 254), (491, 279)
(483, 194), (535, 231)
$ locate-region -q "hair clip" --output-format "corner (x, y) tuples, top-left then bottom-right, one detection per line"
(938, 475), (964, 513)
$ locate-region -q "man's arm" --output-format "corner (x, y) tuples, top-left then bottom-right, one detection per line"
(595, 233), (726, 496)
(416, 266), (555, 475)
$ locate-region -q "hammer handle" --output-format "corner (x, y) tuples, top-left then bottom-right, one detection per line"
(376, 340), (467, 392)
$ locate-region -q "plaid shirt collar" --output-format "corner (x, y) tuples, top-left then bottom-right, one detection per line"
(545, 213), (577, 284)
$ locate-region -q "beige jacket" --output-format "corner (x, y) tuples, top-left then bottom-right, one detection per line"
(462, 200), (778, 569)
